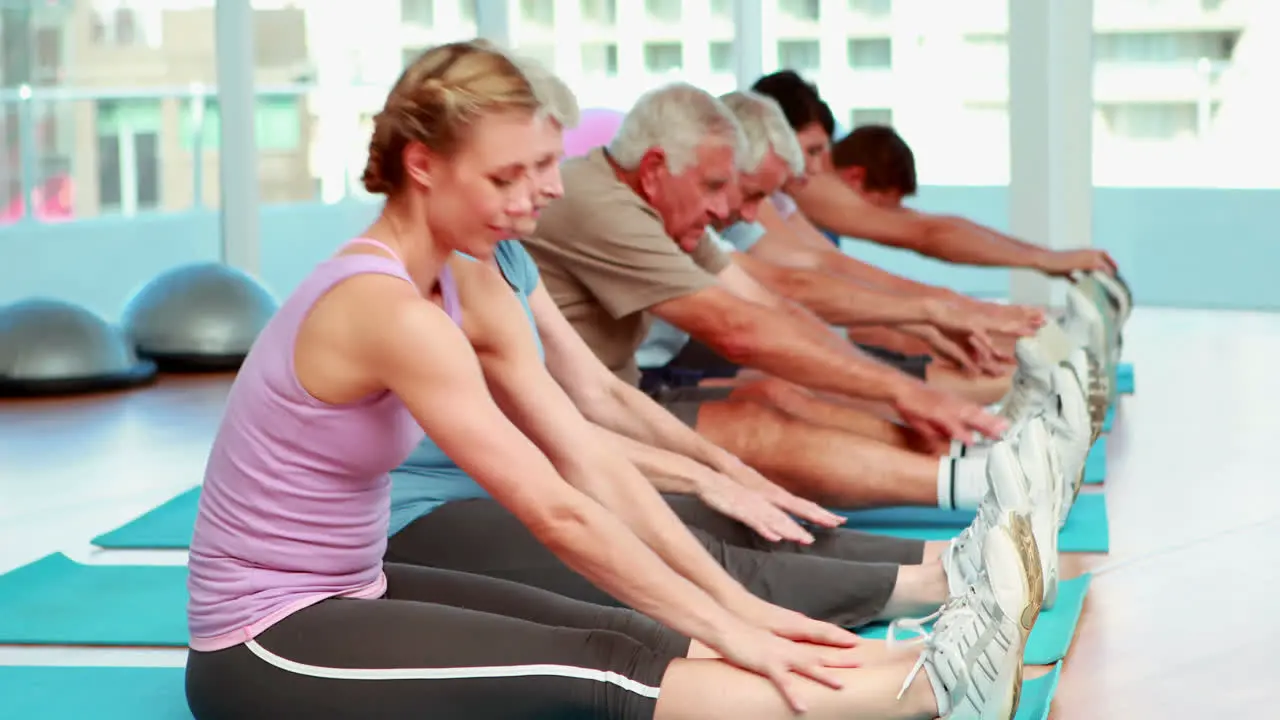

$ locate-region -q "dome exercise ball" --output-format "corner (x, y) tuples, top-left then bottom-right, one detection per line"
(563, 108), (625, 159)
(122, 263), (279, 372)
(0, 298), (157, 397)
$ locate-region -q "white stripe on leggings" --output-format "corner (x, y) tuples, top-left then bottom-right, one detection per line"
(245, 640), (662, 699)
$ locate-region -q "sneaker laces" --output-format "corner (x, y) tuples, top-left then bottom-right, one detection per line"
(888, 585), (986, 700)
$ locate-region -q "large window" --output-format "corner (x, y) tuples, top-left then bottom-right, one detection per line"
(2, 0), (216, 221)
(762, 0), (1008, 185)
(94, 99), (161, 215)
(281, 0), (479, 203)
(504, 0), (737, 112)
(179, 96), (305, 153)
(1091, 4), (1268, 187)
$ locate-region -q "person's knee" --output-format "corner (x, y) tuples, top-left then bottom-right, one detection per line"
(693, 399), (792, 455)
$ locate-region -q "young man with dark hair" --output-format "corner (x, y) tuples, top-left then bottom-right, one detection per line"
(829, 124), (918, 208)
(749, 70), (1116, 278)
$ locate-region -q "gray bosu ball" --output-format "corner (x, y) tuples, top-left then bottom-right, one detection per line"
(0, 298), (158, 397)
(122, 263), (278, 372)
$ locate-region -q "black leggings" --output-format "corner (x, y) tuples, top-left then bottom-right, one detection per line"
(185, 564), (690, 720)
(386, 495), (926, 629)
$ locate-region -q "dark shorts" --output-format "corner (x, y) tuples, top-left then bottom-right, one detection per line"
(646, 338), (932, 389)
(186, 563), (687, 720)
(855, 343), (933, 381)
(386, 495), (926, 630)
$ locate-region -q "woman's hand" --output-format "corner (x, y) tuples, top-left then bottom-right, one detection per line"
(697, 473), (819, 544)
(710, 619), (860, 714)
(726, 592), (860, 650)
(712, 454), (847, 532)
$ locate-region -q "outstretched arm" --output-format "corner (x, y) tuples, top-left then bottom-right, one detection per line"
(730, 249), (952, 327)
(649, 270), (1006, 444)
(788, 173), (1113, 274)
(754, 201), (1047, 331)
(528, 282), (846, 540)
(448, 261), (853, 646)
(348, 276), (734, 646)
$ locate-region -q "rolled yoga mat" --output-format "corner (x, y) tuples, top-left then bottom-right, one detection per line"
(834, 491), (1110, 553)
(858, 574), (1091, 666)
(0, 662), (1064, 720)
(0, 553), (188, 646)
(92, 487), (201, 550)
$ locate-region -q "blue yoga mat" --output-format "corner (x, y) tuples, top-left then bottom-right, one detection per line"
(93, 487), (201, 550)
(1102, 405), (1115, 433)
(0, 662), (1061, 720)
(1116, 362), (1134, 394)
(834, 491), (1109, 553)
(0, 666), (193, 720)
(858, 574), (1090, 666)
(1015, 662), (1062, 720)
(0, 553), (188, 646)
(1083, 434), (1107, 485)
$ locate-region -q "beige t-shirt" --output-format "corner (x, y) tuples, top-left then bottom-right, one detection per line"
(523, 148), (730, 384)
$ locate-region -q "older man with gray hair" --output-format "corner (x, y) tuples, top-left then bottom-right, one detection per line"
(642, 91), (1035, 408)
(524, 82), (1014, 517)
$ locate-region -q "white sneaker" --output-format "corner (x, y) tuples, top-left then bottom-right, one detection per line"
(1032, 320), (1075, 364)
(892, 520), (1039, 719)
(1012, 416), (1063, 610)
(1045, 365), (1092, 525)
(997, 338), (1055, 424)
(1062, 347), (1107, 440)
(1062, 284), (1108, 367)
(942, 439), (1042, 609)
(1091, 270), (1131, 327)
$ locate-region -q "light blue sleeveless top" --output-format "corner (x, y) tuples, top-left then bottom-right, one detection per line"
(387, 240), (544, 535)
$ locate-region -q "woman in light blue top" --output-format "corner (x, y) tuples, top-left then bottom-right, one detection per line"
(383, 55), (967, 634)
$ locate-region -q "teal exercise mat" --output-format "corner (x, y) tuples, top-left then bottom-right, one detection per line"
(834, 491), (1109, 553)
(1015, 662), (1062, 720)
(0, 553), (188, 646)
(93, 487), (201, 550)
(0, 666), (193, 720)
(1083, 435), (1107, 485)
(1116, 362), (1134, 394)
(1102, 405), (1115, 433)
(0, 662), (1062, 720)
(857, 574), (1090, 666)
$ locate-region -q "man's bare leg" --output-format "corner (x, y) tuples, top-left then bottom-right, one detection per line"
(879, 559), (951, 621)
(726, 377), (942, 453)
(694, 400), (990, 510)
(845, 325), (934, 358)
(926, 364), (1014, 406)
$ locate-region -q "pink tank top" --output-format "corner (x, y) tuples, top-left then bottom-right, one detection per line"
(186, 239), (461, 651)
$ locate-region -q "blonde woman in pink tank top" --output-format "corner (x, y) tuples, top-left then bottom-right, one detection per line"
(185, 42), (1024, 720)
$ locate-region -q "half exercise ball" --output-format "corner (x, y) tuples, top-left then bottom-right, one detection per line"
(563, 108), (625, 159)
(121, 263), (278, 372)
(0, 298), (157, 397)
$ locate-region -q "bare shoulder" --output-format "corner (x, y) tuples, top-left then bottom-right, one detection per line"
(296, 271), (470, 403)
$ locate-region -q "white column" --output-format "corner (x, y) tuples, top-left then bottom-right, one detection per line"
(475, 0), (513, 48)
(732, 0), (765, 89)
(1006, 0), (1093, 306)
(215, 0), (261, 275)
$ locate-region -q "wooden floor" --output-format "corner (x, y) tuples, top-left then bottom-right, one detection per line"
(2, 306), (1278, 717)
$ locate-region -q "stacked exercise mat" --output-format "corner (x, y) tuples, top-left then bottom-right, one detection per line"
(0, 275), (1134, 719)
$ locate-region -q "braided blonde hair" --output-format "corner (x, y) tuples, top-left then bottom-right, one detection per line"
(361, 41), (540, 195)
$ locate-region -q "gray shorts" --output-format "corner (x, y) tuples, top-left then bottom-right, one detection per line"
(386, 495), (926, 629)
(649, 384), (736, 427)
